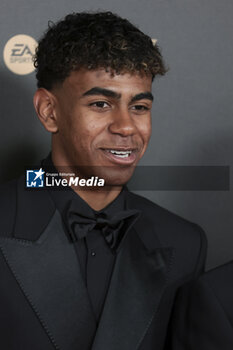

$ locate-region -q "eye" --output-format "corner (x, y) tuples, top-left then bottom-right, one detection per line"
(131, 105), (150, 111)
(89, 101), (110, 109)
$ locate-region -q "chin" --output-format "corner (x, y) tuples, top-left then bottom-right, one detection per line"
(73, 163), (136, 188)
(98, 166), (136, 187)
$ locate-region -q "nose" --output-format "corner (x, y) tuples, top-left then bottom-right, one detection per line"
(108, 107), (137, 137)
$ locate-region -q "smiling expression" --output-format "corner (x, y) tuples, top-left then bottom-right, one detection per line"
(51, 68), (153, 186)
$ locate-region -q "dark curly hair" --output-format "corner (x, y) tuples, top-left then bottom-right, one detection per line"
(34, 11), (167, 90)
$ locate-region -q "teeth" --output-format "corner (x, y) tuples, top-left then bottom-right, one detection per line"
(108, 150), (132, 158)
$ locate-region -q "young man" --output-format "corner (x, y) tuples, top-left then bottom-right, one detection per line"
(0, 12), (207, 350)
(169, 261), (233, 350)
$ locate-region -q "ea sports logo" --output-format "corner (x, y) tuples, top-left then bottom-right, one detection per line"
(3, 34), (38, 75)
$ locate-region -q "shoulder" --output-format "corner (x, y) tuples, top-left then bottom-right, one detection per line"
(127, 191), (207, 279)
(0, 175), (55, 240)
(127, 190), (206, 247)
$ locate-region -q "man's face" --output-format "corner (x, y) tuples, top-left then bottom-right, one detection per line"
(52, 68), (153, 185)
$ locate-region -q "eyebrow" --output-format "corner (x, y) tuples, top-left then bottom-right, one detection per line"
(82, 87), (154, 102)
(83, 87), (121, 99)
(131, 92), (154, 102)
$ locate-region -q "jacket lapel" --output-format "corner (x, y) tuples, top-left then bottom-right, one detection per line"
(92, 195), (174, 350)
(0, 176), (96, 350)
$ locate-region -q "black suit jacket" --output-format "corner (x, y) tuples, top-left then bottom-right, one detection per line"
(0, 176), (207, 350)
(169, 261), (233, 350)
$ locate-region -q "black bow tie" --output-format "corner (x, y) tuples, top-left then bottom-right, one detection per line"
(66, 200), (141, 251)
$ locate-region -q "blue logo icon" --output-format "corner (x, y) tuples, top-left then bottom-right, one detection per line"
(26, 168), (45, 188)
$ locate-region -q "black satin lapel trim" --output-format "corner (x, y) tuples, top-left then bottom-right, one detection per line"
(92, 228), (174, 350)
(124, 189), (163, 250)
(0, 210), (96, 350)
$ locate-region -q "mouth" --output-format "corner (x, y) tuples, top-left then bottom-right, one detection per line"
(107, 149), (133, 158)
(100, 148), (138, 164)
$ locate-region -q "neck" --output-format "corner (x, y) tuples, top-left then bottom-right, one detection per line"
(73, 187), (122, 211)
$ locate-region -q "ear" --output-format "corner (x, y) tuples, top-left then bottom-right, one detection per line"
(33, 88), (58, 133)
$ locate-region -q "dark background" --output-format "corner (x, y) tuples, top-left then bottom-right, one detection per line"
(1, 0), (233, 270)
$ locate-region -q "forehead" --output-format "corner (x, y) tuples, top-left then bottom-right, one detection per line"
(61, 68), (152, 95)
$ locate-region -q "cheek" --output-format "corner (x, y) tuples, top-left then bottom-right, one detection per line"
(136, 118), (152, 144)
(70, 115), (103, 152)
